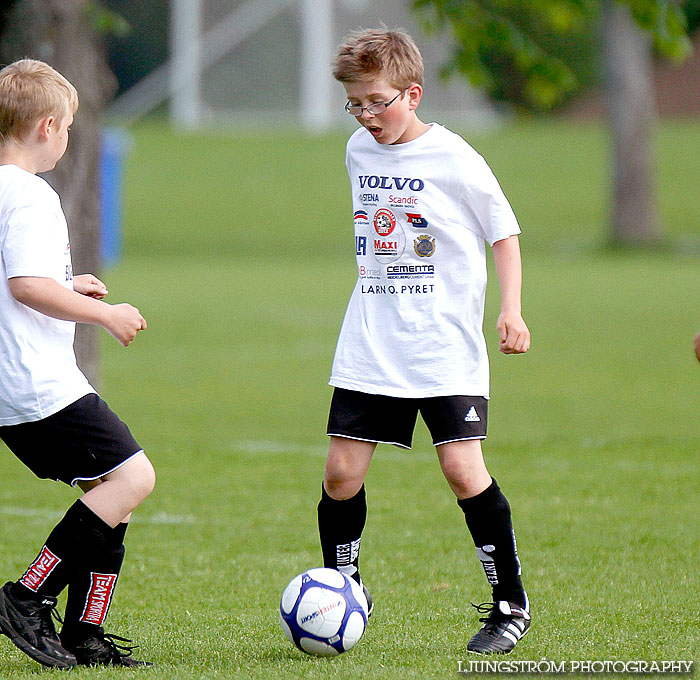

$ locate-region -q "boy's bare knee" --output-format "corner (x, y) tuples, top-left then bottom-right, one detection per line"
(323, 475), (363, 501)
(137, 465), (156, 499)
(109, 453), (155, 502)
(132, 458), (156, 499)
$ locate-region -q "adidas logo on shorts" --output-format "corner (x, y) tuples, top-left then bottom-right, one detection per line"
(464, 407), (481, 422)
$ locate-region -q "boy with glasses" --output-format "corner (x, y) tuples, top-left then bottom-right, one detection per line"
(317, 29), (532, 654)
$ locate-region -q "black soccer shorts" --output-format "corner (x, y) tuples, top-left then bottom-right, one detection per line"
(327, 387), (488, 449)
(0, 393), (143, 487)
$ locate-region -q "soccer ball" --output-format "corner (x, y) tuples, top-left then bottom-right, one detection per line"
(279, 568), (368, 656)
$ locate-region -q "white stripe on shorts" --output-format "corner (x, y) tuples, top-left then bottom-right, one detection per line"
(70, 449), (145, 487)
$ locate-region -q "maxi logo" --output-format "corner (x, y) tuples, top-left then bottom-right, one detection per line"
(372, 209), (405, 263)
(358, 175), (425, 191)
(375, 239), (397, 252)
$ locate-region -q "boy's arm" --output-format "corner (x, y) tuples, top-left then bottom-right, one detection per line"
(491, 235), (530, 355)
(694, 330), (700, 363)
(8, 276), (146, 347)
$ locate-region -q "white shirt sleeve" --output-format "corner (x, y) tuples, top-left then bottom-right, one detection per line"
(3, 185), (65, 279)
(461, 155), (521, 247)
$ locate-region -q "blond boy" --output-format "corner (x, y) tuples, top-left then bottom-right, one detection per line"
(0, 59), (154, 668)
(316, 30), (531, 654)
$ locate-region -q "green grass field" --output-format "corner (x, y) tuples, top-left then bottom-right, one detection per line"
(1, 119), (699, 678)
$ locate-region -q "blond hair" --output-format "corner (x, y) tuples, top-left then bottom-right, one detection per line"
(333, 29), (424, 88)
(0, 59), (79, 144)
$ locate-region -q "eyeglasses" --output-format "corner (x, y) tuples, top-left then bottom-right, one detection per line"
(344, 90), (406, 116)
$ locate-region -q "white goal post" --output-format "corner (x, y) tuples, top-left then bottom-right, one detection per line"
(108, 0), (496, 131)
(112, 0), (334, 132)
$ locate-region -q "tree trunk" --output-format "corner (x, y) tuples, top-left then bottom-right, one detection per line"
(0, 0), (116, 387)
(601, 0), (661, 246)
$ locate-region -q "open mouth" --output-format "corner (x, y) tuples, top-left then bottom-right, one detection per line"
(366, 125), (382, 136)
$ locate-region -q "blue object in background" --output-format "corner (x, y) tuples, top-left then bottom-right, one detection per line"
(100, 127), (132, 267)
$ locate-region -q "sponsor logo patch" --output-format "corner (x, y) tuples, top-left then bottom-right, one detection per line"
(386, 264), (435, 279)
(414, 234), (436, 257)
(372, 209), (405, 263)
(336, 538), (361, 566)
(20, 546), (61, 592)
(359, 265), (381, 279)
(406, 213), (429, 228)
(358, 175), (425, 191)
(373, 238), (403, 263)
(80, 573), (117, 626)
(353, 209), (368, 221)
(476, 545), (498, 585)
(361, 283), (435, 295)
(373, 208), (396, 236)
(389, 194), (418, 207)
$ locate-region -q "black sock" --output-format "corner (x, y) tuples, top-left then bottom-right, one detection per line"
(112, 522), (129, 546)
(458, 478), (526, 607)
(317, 484), (367, 585)
(62, 520), (127, 640)
(15, 500), (107, 599)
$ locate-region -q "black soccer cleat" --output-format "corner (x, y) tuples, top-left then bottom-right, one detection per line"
(61, 626), (153, 667)
(467, 598), (531, 654)
(0, 581), (77, 669)
(342, 569), (374, 619)
(362, 583), (374, 619)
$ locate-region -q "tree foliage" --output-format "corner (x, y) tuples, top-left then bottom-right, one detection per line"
(412, 0), (695, 110)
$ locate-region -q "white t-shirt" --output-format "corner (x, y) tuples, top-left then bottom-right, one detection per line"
(329, 124), (521, 399)
(0, 164), (93, 425)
